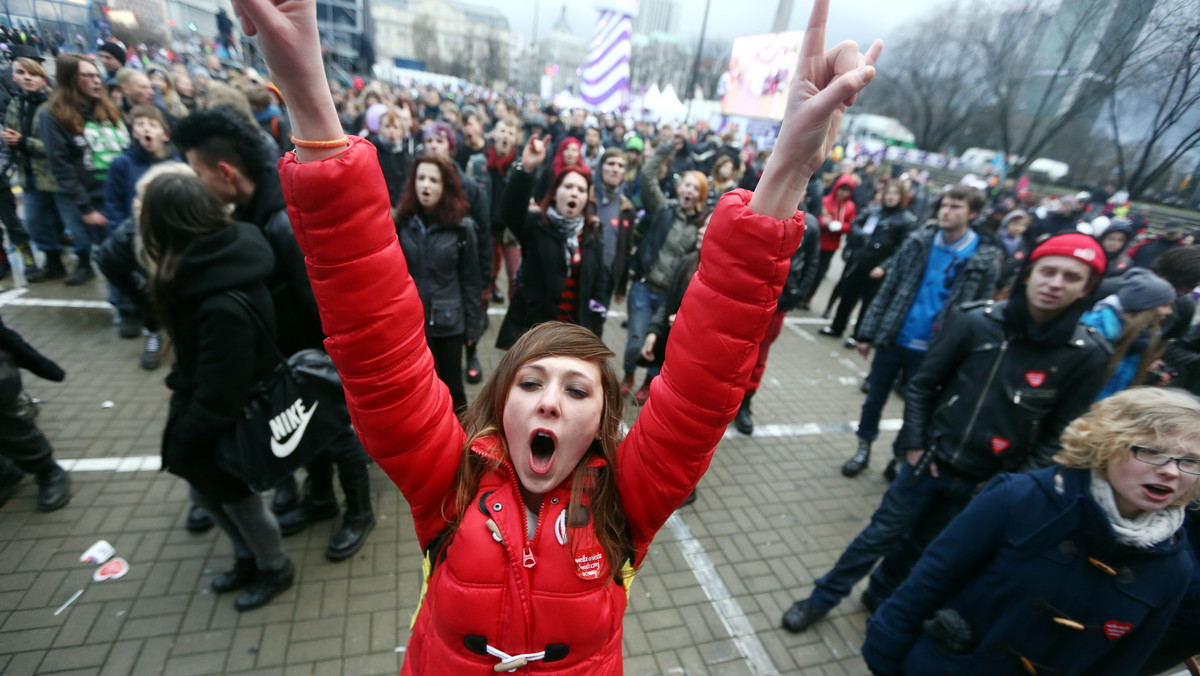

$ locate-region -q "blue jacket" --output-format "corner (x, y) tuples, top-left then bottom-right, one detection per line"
(863, 467), (1193, 676)
(101, 142), (180, 226)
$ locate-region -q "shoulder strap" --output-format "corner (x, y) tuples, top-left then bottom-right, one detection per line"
(223, 289), (288, 367)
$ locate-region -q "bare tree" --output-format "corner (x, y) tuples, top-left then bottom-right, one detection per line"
(856, 3), (987, 151)
(976, 0), (1162, 177)
(1106, 2), (1200, 199)
(483, 30), (509, 86)
(412, 15), (441, 73)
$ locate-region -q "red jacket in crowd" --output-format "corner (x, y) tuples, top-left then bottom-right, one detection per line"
(276, 137), (803, 674)
(819, 173), (858, 252)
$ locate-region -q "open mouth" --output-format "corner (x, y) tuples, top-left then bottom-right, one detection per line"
(528, 430), (557, 474)
(566, 199), (578, 212)
(1145, 484), (1173, 498)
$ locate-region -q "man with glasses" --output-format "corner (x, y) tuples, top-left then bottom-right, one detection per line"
(783, 233), (1111, 633)
(841, 185), (1000, 479)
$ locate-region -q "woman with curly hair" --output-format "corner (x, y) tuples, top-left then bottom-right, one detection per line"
(864, 387), (1200, 676)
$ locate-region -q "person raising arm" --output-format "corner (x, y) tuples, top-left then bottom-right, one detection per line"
(230, 0), (879, 672)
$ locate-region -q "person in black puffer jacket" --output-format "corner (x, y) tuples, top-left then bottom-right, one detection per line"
(825, 180), (916, 342)
(394, 154), (482, 412)
(140, 172), (294, 613)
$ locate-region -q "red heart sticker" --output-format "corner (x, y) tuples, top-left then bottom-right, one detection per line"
(1025, 371), (1046, 388)
(991, 437), (1011, 454)
(93, 557), (129, 582)
(1103, 620), (1132, 640)
(574, 546), (605, 581)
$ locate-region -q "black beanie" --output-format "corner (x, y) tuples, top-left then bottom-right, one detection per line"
(98, 42), (126, 67)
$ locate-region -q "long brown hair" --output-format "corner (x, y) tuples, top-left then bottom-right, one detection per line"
(139, 173), (232, 340)
(394, 154), (470, 226)
(49, 54), (124, 135)
(451, 322), (634, 580)
(1105, 308), (1167, 388)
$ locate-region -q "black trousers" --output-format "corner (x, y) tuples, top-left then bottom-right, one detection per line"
(0, 357), (54, 475)
(830, 264), (883, 336)
(429, 334), (467, 412)
(808, 249), (837, 302)
(304, 425), (371, 491)
(94, 220), (159, 331)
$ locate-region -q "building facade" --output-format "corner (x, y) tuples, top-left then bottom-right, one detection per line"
(372, 0), (514, 86)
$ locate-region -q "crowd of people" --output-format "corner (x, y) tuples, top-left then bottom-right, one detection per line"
(0, 0), (1199, 671)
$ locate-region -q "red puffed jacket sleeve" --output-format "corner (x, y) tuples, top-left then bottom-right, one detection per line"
(277, 137), (462, 548)
(618, 189), (804, 564)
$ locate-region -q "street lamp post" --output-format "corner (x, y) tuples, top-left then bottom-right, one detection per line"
(685, 0), (712, 121)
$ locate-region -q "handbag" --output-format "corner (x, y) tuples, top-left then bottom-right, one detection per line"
(217, 290), (351, 492)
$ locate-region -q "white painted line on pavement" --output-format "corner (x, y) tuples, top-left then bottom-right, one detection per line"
(60, 456), (161, 472)
(722, 419), (901, 441)
(1, 297), (112, 309)
(666, 512), (780, 676)
(783, 317), (835, 325)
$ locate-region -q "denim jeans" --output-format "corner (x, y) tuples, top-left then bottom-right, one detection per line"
(857, 341), (926, 447)
(23, 188), (63, 253)
(807, 461), (978, 613)
(622, 281), (666, 377)
(51, 192), (104, 257)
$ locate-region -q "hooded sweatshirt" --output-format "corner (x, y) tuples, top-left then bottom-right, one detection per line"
(820, 174), (858, 252)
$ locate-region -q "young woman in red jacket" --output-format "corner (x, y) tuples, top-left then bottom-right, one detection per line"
(230, 0), (880, 670)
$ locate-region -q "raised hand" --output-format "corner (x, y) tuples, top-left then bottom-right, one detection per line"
(230, 0), (344, 159)
(748, 0), (882, 220)
(521, 134), (550, 171)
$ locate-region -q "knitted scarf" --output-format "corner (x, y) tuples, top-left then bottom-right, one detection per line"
(545, 206), (584, 267)
(1089, 469), (1184, 549)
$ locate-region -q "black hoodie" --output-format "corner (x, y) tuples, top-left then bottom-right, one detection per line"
(162, 222), (277, 502)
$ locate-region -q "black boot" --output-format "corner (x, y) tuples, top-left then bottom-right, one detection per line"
(234, 560), (295, 611)
(276, 474), (339, 536)
(841, 438), (871, 478)
(0, 461), (25, 509)
(271, 473), (299, 514)
(186, 503), (214, 533)
(733, 392), (754, 435)
(36, 465), (70, 511)
(326, 483), (375, 562)
(211, 557), (256, 593)
(64, 256), (95, 286)
(26, 252), (66, 283)
(465, 343), (483, 384)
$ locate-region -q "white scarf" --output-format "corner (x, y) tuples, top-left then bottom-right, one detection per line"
(1089, 469), (1184, 549)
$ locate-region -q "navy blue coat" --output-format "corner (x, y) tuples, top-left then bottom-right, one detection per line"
(863, 467), (1193, 676)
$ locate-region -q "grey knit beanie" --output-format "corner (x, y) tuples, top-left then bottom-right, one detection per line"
(1117, 269), (1175, 312)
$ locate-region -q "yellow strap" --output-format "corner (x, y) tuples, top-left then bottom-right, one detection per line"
(410, 552), (433, 630)
(621, 561), (636, 599)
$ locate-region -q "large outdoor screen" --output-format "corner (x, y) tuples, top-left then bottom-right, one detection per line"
(720, 31), (805, 120)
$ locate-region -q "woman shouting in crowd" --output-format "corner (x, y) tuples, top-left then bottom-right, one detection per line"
(393, 154), (482, 412)
(228, 0), (880, 670)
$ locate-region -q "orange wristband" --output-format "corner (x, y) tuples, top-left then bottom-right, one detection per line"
(290, 135), (350, 149)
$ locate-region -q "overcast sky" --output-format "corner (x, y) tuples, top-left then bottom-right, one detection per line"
(493, 0), (941, 51)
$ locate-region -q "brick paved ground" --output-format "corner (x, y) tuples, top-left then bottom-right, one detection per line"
(0, 263), (905, 675)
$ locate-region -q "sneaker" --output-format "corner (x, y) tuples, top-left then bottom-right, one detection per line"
(140, 332), (162, 370)
(818, 327), (841, 338)
(842, 438), (871, 478)
(781, 598), (826, 633)
(492, 287), (505, 304)
(844, 338), (858, 349)
(26, 255), (65, 283)
(117, 315), (140, 339)
(64, 263), (94, 286)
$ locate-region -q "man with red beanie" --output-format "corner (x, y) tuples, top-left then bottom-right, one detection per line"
(783, 232), (1112, 633)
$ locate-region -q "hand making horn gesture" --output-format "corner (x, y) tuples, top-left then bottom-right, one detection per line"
(748, 0), (883, 220)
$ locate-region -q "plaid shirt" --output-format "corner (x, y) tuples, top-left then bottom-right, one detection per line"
(855, 227), (1002, 346)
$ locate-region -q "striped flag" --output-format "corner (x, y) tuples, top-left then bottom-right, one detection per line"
(581, 9), (633, 112)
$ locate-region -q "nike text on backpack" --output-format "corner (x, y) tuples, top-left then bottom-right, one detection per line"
(216, 291), (352, 492)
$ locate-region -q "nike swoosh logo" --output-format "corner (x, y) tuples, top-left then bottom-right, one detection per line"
(271, 401), (319, 458)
